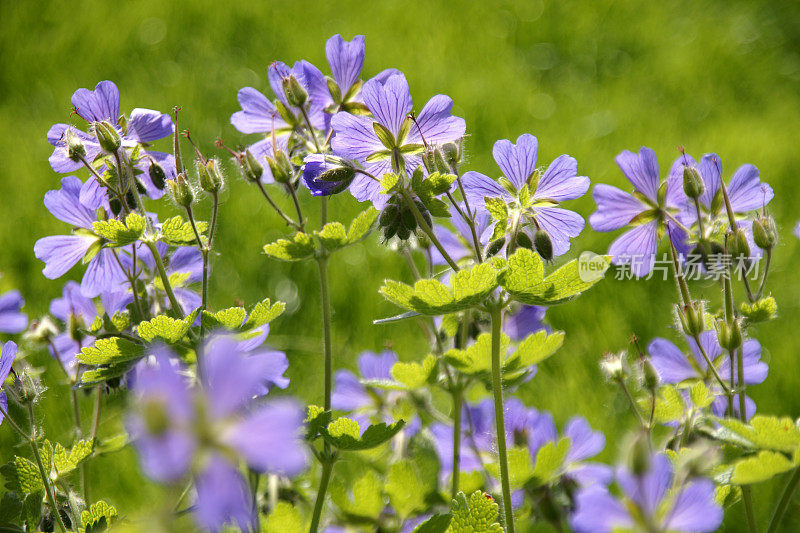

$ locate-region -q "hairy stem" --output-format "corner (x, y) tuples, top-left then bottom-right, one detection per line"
(144, 240), (184, 318)
(27, 403), (67, 532)
(400, 189), (460, 271)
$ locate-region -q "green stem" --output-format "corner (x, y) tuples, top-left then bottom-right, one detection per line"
(451, 389), (462, 499)
(300, 106), (321, 153)
(286, 183), (306, 231)
(27, 403), (67, 532)
(308, 458), (334, 533)
(767, 465), (800, 533)
(755, 248), (772, 300)
(400, 189), (460, 271)
(489, 304), (515, 532)
(317, 257), (333, 411)
(144, 241), (184, 318)
(255, 181), (302, 231)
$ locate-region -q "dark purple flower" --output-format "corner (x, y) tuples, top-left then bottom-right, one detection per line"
(34, 176), (128, 297)
(648, 330), (766, 420)
(47, 81), (174, 199)
(571, 454), (722, 533)
(330, 72), (466, 206)
(0, 291), (27, 334)
(0, 341), (17, 426)
(462, 134), (589, 257)
(590, 147), (691, 276)
(301, 154), (356, 196)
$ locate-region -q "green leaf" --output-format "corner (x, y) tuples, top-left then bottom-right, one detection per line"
(484, 196), (508, 222)
(77, 337), (145, 366)
(740, 297), (778, 324)
(391, 354), (437, 389)
(313, 208), (378, 252)
(322, 418), (406, 451)
(78, 362), (136, 387)
(530, 438), (571, 485)
(411, 171), (456, 218)
(21, 492), (41, 531)
(1, 457), (42, 494)
(381, 172), (399, 193)
(386, 460), (427, 518)
(264, 502), (304, 533)
(689, 381), (713, 408)
(444, 332), (508, 375)
(449, 491), (503, 532)
(649, 385), (685, 423)
(731, 451), (794, 484)
(137, 310), (198, 343)
(243, 298), (285, 329)
(315, 222), (347, 249)
(380, 262), (498, 315)
(79, 500), (118, 533)
(503, 330), (564, 375)
(486, 447), (535, 490)
(201, 307), (247, 330)
(499, 249), (609, 305)
(159, 216), (208, 246)
(0, 492), (22, 525)
(346, 208), (379, 244)
(263, 232), (317, 261)
(305, 405), (332, 440)
(414, 514), (452, 533)
(716, 416), (800, 453)
(331, 470), (385, 519)
(92, 212), (145, 246)
(53, 439), (94, 478)
(38, 440), (52, 480)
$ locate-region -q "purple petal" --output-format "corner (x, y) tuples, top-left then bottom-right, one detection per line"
(357, 350), (397, 380)
(331, 370), (369, 411)
(665, 479), (723, 532)
(226, 399), (307, 476)
(648, 338), (697, 383)
(127, 108), (173, 142)
(571, 487), (632, 533)
(50, 281), (96, 324)
(527, 410), (558, 459)
(102, 290), (133, 316)
(330, 112), (384, 161)
(728, 164), (773, 213)
(47, 125), (102, 173)
(34, 234), (95, 280)
(82, 248), (128, 297)
(406, 94), (466, 145)
(71, 81), (120, 123)
(535, 155), (590, 202)
(361, 72), (412, 137)
(300, 60), (333, 112)
(231, 87), (286, 134)
(326, 34), (365, 93)
(617, 454), (672, 515)
(589, 184), (647, 232)
(0, 341), (17, 383)
(0, 291), (27, 334)
(615, 147), (660, 202)
(533, 206), (585, 257)
(504, 306), (547, 340)
(44, 176), (96, 228)
(168, 247), (203, 283)
(564, 416), (605, 462)
(492, 134), (538, 190)
(607, 220), (658, 277)
(461, 171), (513, 208)
(686, 330), (723, 370)
(697, 153), (721, 210)
(194, 456), (255, 533)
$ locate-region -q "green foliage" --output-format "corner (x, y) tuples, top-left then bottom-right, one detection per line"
(200, 298), (285, 331)
(92, 212), (145, 246)
(263, 232), (317, 261)
(0, 456), (42, 494)
(415, 514), (453, 533)
(381, 262), (498, 315)
(412, 170), (456, 217)
(330, 470), (385, 520)
(647, 385), (685, 424)
(449, 491), (503, 532)
(715, 415), (800, 453)
(79, 500), (118, 533)
(391, 354), (438, 389)
(731, 450), (795, 484)
(689, 381), (713, 409)
(159, 216), (208, 246)
(137, 309), (199, 343)
(444, 332), (508, 375)
(77, 337), (145, 366)
(264, 502), (304, 533)
(530, 437), (571, 485)
(503, 330), (565, 379)
(740, 296), (778, 324)
(486, 447), (534, 490)
(53, 439), (94, 477)
(499, 249), (609, 305)
(322, 418), (406, 451)
(386, 460), (428, 518)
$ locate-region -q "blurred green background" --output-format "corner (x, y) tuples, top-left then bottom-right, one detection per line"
(2, 0), (800, 530)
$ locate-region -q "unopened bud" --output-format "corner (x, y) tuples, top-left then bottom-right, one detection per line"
(682, 165), (705, 199)
(93, 120), (122, 152)
(434, 147), (450, 174)
(729, 228), (751, 261)
(282, 75), (308, 107)
(199, 159), (223, 193)
(534, 230), (553, 261)
(678, 301), (705, 337)
(515, 231), (534, 251)
(148, 160), (167, 191)
(267, 151), (293, 184)
(440, 142), (461, 169)
(642, 357), (659, 391)
(753, 216), (777, 250)
(240, 150), (263, 183)
(716, 319), (742, 351)
(63, 129), (86, 161)
(486, 237), (506, 257)
(168, 173), (194, 207)
(600, 352), (626, 381)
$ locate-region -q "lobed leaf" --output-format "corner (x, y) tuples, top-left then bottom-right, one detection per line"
(159, 216), (208, 246)
(92, 212), (145, 246)
(449, 491), (503, 532)
(264, 232), (317, 261)
(77, 338), (145, 366)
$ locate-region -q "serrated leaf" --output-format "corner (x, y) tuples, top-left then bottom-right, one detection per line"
(731, 450), (794, 484)
(92, 212), (145, 246)
(264, 501), (304, 533)
(499, 249), (609, 305)
(264, 232), (317, 261)
(484, 197), (508, 222)
(531, 438), (571, 485)
(21, 492), (41, 531)
(716, 416), (800, 453)
(159, 216), (208, 246)
(387, 460), (427, 518)
(137, 310), (198, 343)
(740, 297), (777, 323)
(244, 299), (285, 329)
(1, 457), (43, 494)
(315, 222), (347, 249)
(346, 208), (379, 244)
(38, 440), (52, 481)
(330, 470), (385, 519)
(381, 173), (399, 193)
(0, 491), (22, 525)
(380, 262), (498, 315)
(503, 330), (564, 374)
(414, 514), (452, 533)
(53, 439), (94, 478)
(80, 500), (118, 533)
(449, 491), (503, 532)
(650, 385), (686, 423)
(323, 419), (406, 451)
(78, 362), (136, 387)
(201, 307), (246, 330)
(391, 355), (437, 389)
(77, 337), (145, 365)
(690, 381), (713, 408)
(444, 333), (509, 376)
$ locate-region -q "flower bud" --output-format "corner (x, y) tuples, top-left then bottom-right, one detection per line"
(282, 75), (308, 107)
(753, 215), (777, 250)
(267, 151), (293, 184)
(677, 301), (705, 337)
(600, 352), (626, 381)
(168, 173), (194, 207)
(421, 147), (437, 174)
(440, 141), (461, 170)
(682, 165), (705, 199)
(148, 160), (167, 191)
(199, 159), (223, 193)
(515, 231), (534, 251)
(434, 147), (450, 174)
(63, 128), (86, 161)
(642, 360), (659, 392)
(93, 120), (122, 152)
(729, 228), (751, 261)
(240, 150), (263, 183)
(302, 155), (355, 196)
(109, 197), (123, 217)
(716, 319), (742, 351)
(534, 230), (553, 261)
(486, 237), (506, 257)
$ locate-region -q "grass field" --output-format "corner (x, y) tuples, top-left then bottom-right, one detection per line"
(2, 0), (800, 530)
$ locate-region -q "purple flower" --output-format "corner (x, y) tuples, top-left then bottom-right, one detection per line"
(431, 399), (495, 480)
(48, 281), (98, 379)
(648, 330), (767, 420)
(330, 72), (466, 207)
(462, 134), (589, 257)
(301, 154), (355, 196)
(571, 454), (722, 533)
(34, 176), (128, 297)
(590, 147), (690, 276)
(47, 81), (174, 199)
(504, 306), (547, 341)
(129, 339), (305, 531)
(430, 207), (492, 266)
(0, 341), (17, 426)
(0, 291), (27, 334)
(325, 34), (366, 101)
